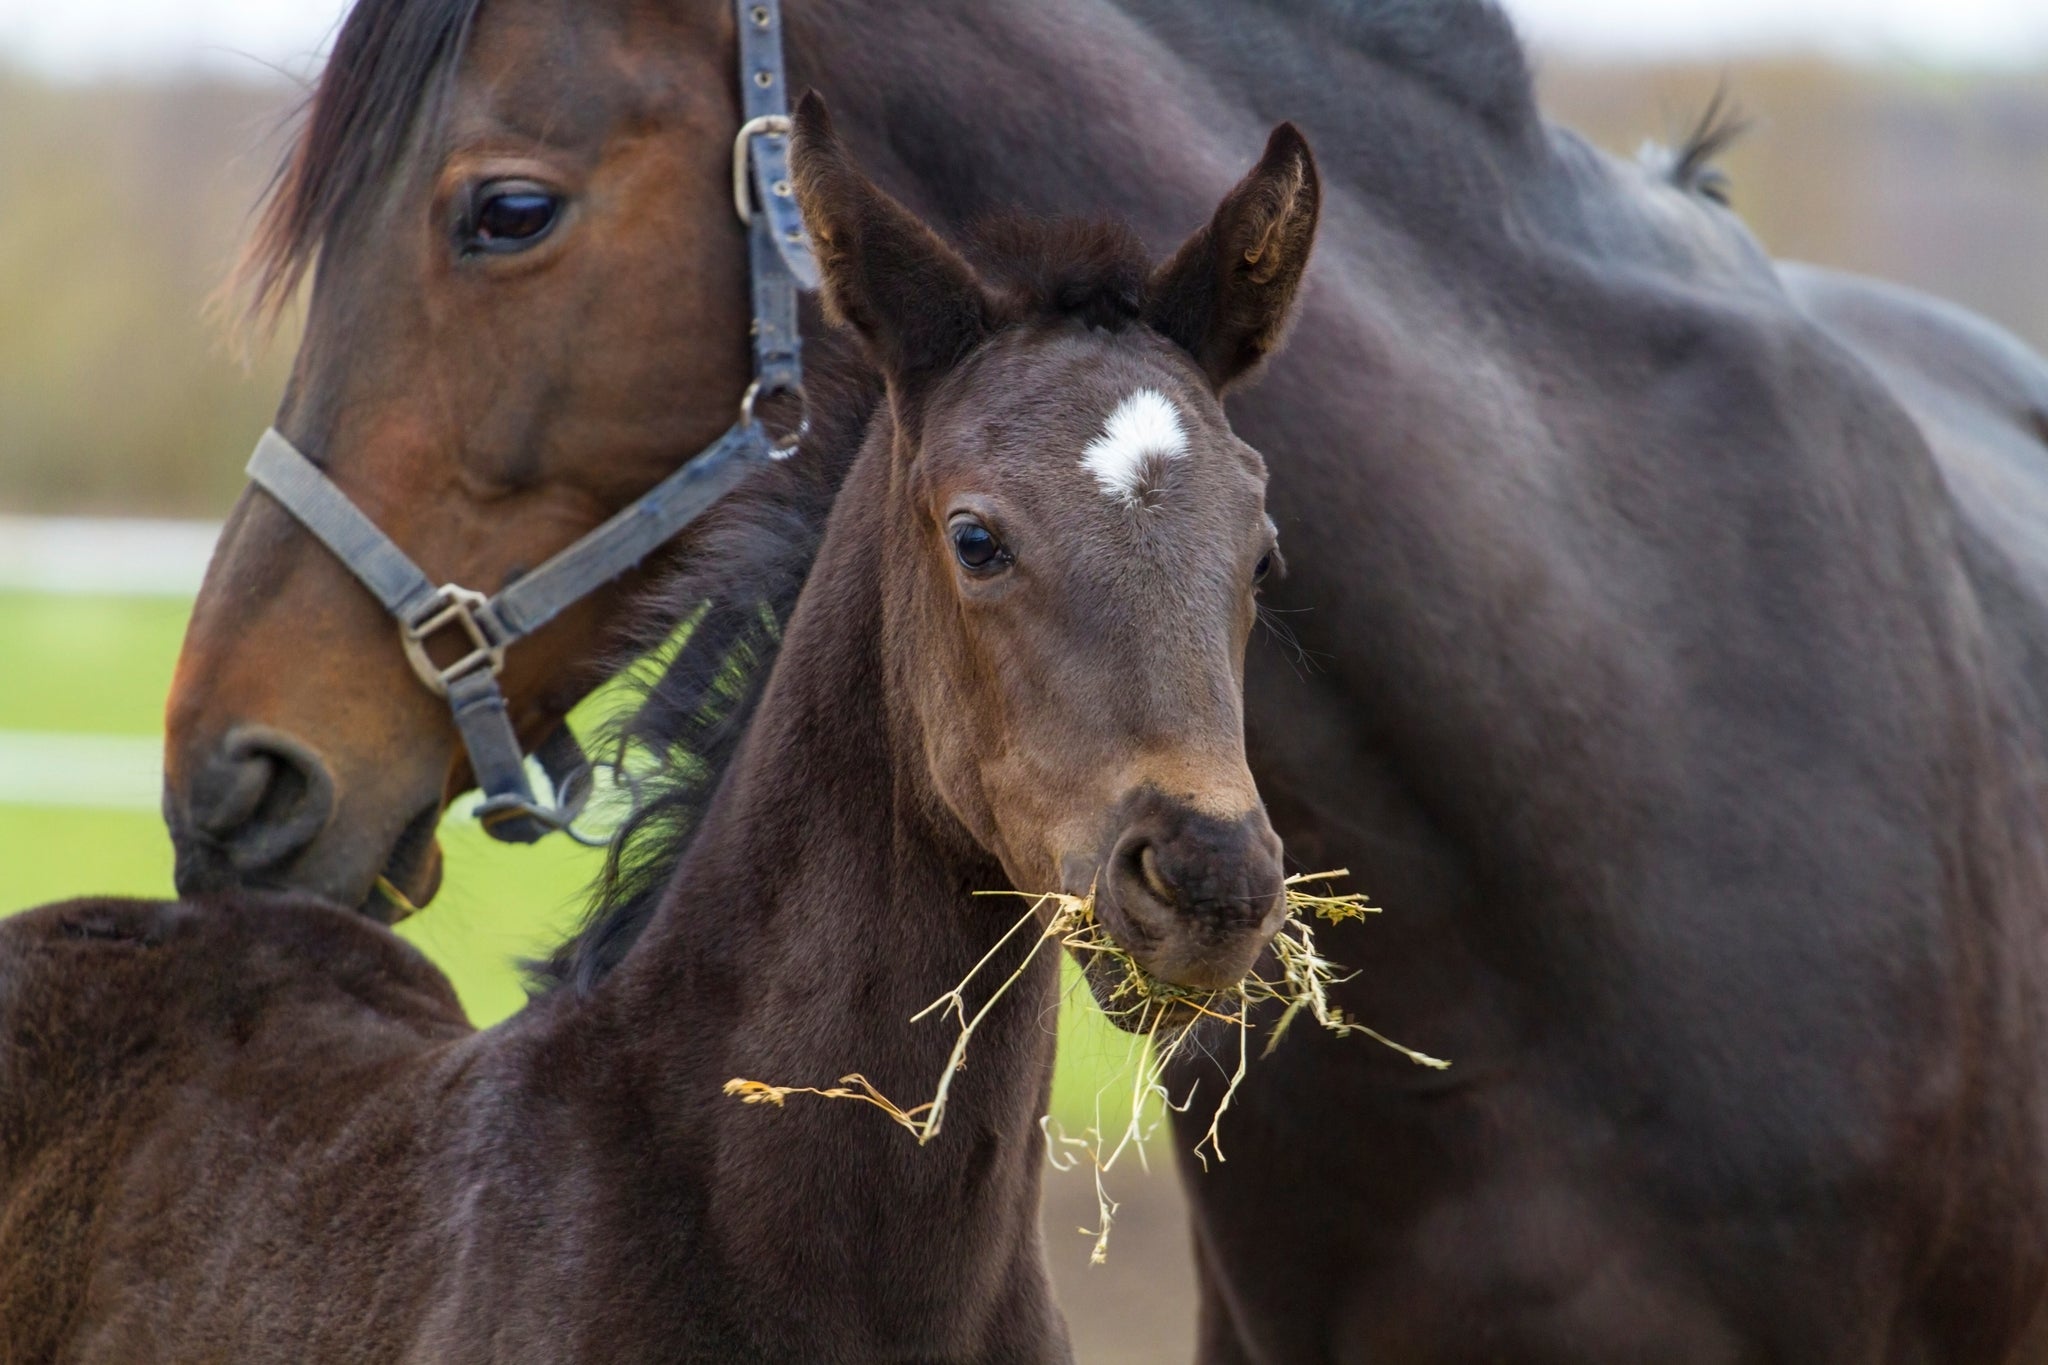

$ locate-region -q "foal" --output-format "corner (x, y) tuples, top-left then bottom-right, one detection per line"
(0, 99), (1320, 1363)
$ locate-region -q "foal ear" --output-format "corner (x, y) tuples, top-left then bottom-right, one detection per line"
(790, 92), (991, 390)
(1146, 123), (1321, 392)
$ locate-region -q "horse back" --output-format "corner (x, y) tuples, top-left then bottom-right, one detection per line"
(0, 894), (470, 1361)
(1785, 263), (2048, 727)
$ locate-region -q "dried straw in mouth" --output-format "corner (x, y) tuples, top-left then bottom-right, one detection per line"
(725, 870), (1448, 1263)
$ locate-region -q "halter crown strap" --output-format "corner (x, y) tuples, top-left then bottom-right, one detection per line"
(739, 0), (822, 298)
(239, 0), (812, 857)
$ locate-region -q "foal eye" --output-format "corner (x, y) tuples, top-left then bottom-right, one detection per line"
(459, 182), (563, 256)
(950, 519), (1008, 573)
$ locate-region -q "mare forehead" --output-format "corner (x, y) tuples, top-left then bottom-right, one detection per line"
(449, 2), (701, 152)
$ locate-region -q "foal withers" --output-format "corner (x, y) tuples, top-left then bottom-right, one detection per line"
(0, 99), (1320, 1362)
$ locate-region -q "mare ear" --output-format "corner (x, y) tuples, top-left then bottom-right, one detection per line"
(790, 92), (991, 391)
(1146, 123), (1321, 392)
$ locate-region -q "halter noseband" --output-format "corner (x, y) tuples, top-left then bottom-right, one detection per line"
(243, 0), (818, 849)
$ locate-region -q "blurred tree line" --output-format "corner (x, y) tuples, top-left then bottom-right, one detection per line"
(0, 69), (296, 516)
(1543, 59), (2048, 354)
(0, 57), (2043, 518)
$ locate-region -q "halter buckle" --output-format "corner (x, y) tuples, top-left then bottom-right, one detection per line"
(733, 114), (794, 226)
(401, 585), (506, 697)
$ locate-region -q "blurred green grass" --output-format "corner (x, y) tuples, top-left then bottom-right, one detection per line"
(0, 590), (1151, 1133)
(0, 591), (191, 733)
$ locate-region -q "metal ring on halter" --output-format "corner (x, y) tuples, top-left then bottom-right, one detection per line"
(733, 114), (795, 225)
(479, 795), (613, 850)
(740, 378), (808, 455)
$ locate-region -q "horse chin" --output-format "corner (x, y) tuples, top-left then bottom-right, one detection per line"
(1068, 943), (1242, 1037)
(360, 803), (445, 922)
(1072, 875), (1277, 1034)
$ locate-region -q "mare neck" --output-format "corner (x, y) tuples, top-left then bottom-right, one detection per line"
(786, 0), (1283, 237)
(786, 0), (1543, 245)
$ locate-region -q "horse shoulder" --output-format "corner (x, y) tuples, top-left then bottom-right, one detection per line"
(1786, 264), (2048, 733)
(1781, 263), (2048, 431)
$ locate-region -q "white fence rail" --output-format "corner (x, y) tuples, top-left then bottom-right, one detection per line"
(0, 732), (163, 811)
(1, 516), (218, 810)
(0, 516), (221, 597)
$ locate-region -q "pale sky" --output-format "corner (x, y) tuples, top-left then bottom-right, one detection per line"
(0, 0), (2044, 78)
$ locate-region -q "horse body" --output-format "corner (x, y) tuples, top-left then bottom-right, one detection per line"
(6, 105), (1317, 1362)
(0, 877), (1058, 1363)
(1176, 142), (2048, 1359)
(1789, 261), (2048, 726)
(146, 0), (2048, 1358)
(0, 896), (473, 1361)
(3, 414), (1087, 1365)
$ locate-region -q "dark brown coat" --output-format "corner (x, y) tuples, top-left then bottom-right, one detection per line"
(1, 104), (1318, 1363)
(153, 0), (2048, 1358)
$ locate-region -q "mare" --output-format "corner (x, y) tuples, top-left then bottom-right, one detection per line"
(158, 0), (2048, 1358)
(0, 102), (1319, 1362)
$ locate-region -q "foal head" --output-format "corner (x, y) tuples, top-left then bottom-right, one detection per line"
(794, 96), (1320, 994)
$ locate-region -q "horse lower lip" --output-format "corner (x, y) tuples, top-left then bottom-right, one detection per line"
(366, 806), (443, 916)
(1076, 952), (1217, 1034)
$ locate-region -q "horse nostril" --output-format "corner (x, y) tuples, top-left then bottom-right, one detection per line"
(191, 748), (274, 839)
(1137, 843), (1175, 905)
(184, 727), (336, 878)
(1096, 813), (1284, 996)
(1107, 813), (1284, 936)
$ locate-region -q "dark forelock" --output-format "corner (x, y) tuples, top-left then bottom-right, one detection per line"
(236, 0), (485, 321)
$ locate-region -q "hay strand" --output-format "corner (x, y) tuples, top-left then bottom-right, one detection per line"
(726, 869), (1447, 1260)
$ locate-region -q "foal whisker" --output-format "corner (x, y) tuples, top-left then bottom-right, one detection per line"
(1255, 601), (1322, 676)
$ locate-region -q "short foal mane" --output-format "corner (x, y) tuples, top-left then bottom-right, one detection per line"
(234, 0), (484, 322)
(536, 216), (1159, 995)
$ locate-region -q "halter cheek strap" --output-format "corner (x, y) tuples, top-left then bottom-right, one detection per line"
(242, 0), (816, 850)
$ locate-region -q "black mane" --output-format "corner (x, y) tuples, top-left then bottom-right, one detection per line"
(975, 216), (1151, 330)
(536, 215), (1160, 994)
(531, 347), (876, 994)
(1648, 89), (1748, 206)
(237, 0), (482, 319)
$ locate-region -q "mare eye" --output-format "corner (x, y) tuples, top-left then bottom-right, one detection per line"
(461, 183), (562, 255)
(950, 519), (1007, 573)
(1253, 553), (1273, 585)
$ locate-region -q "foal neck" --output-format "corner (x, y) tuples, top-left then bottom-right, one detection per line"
(593, 432), (1067, 1359)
